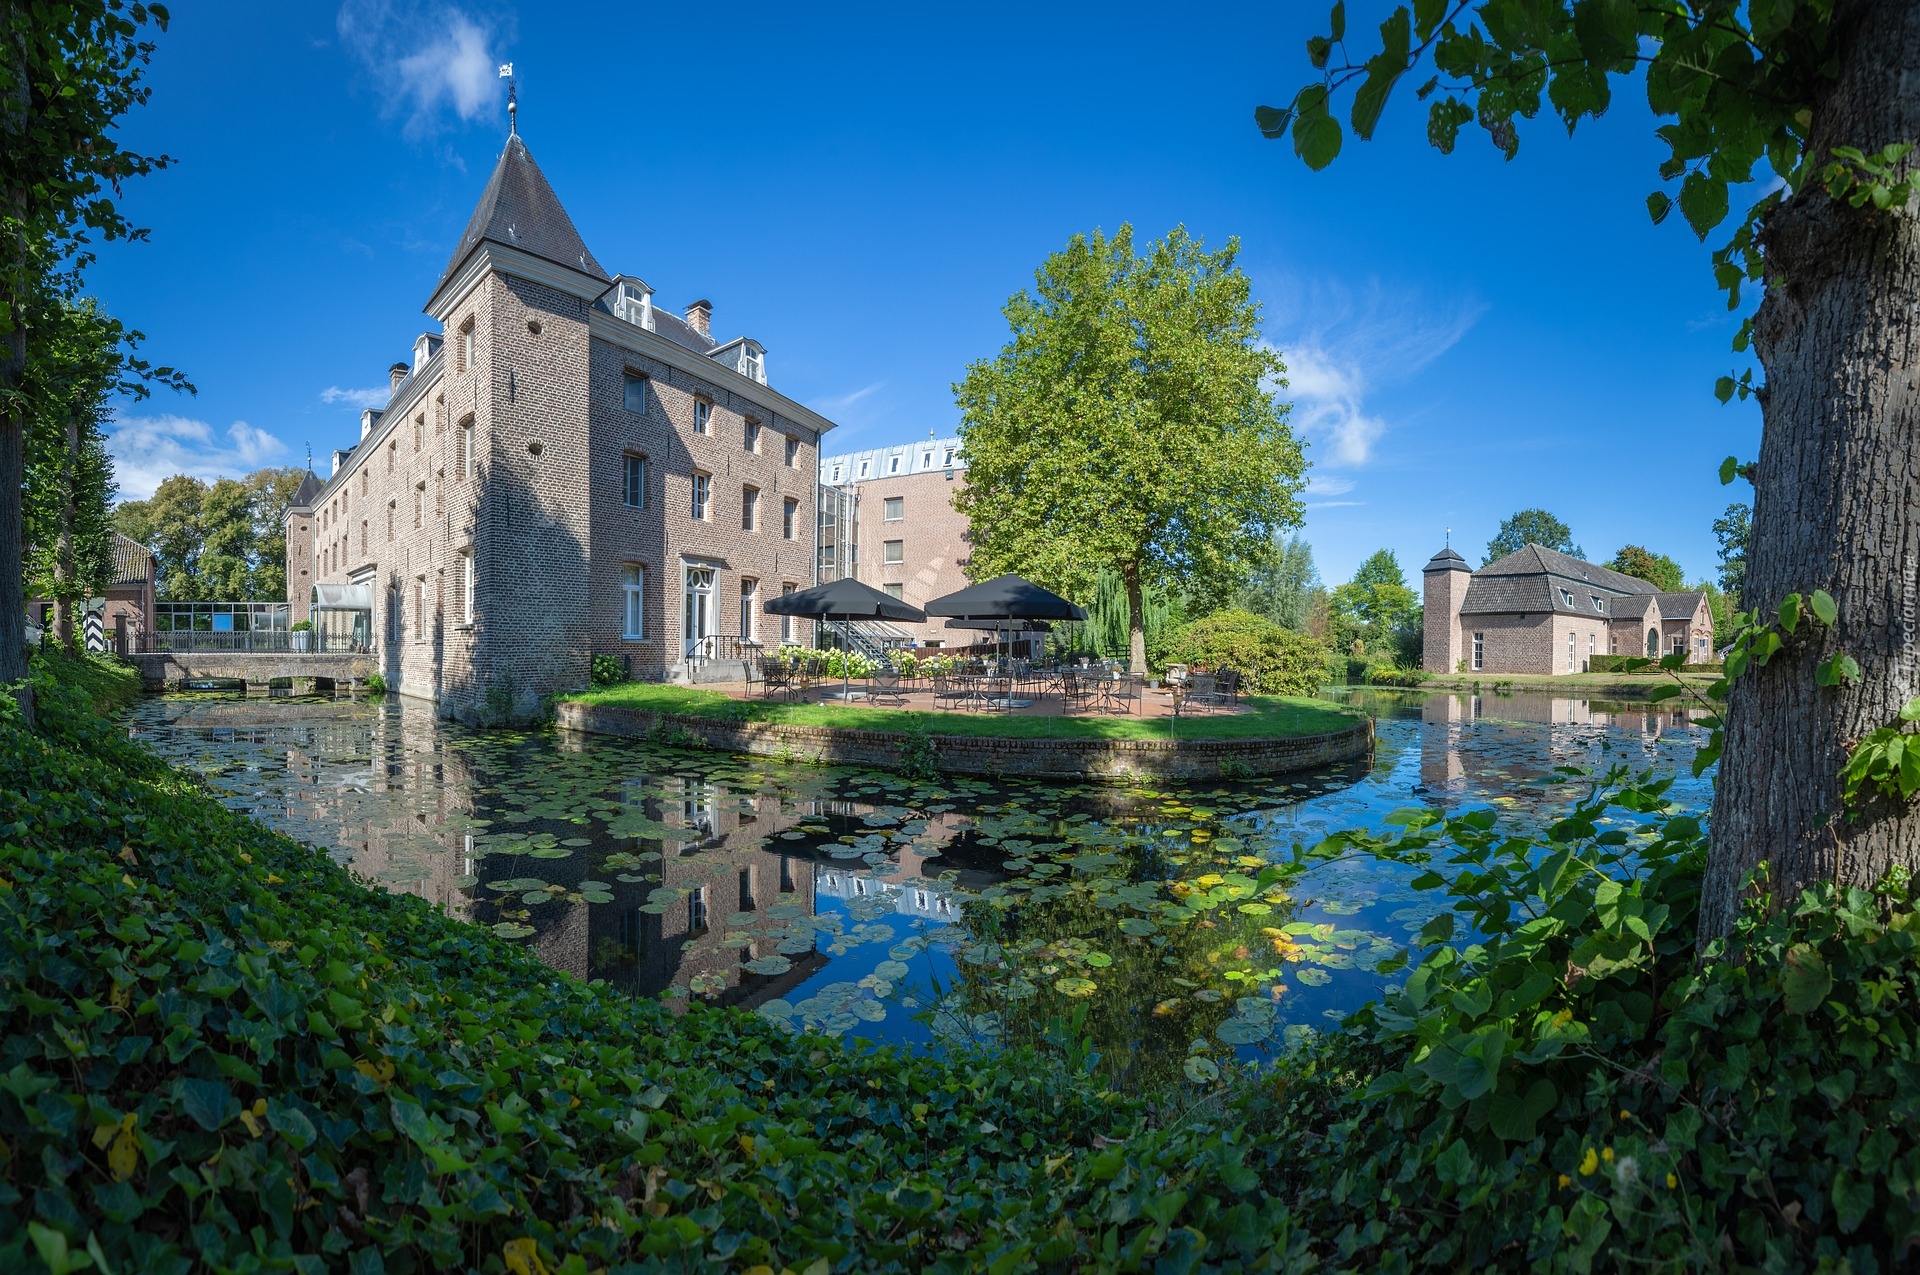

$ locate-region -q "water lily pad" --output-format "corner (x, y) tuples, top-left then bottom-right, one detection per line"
(520, 890), (552, 906)
(490, 922), (535, 939)
(485, 878), (548, 892)
(580, 891), (615, 905)
(874, 959), (910, 980)
(1054, 976), (1097, 997)
(743, 955), (793, 976)
(1295, 968), (1332, 986)
(1183, 1056), (1220, 1083)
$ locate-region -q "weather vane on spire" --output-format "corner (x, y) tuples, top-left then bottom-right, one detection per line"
(499, 62), (516, 135)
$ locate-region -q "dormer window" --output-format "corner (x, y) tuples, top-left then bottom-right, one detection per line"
(858, 460), (870, 478)
(831, 466), (842, 482)
(613, 279), (653, 329)
(1591, 595), (1606, 613)
(889, 455), (901, 474)
(742, 346), (763, 382)
(1559, 588), (1575, 607)
(942, 449), (954, 466)
(921, 452), (932, 469)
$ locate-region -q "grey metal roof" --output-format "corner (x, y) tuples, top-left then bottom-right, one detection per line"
(1423, 546), (1469, 573)
(1459, 543), (1659, 617)
(649, 306), (716, 355)
(435, 135), (608, 295)
(1655, 591), (1706, 621)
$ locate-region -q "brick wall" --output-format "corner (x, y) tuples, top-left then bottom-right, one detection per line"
(1422, 564), (1471, 672)
(849, 467), (971, 646)
(555, 700), (1374, 782)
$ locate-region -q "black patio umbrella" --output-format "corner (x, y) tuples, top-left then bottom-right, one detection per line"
(926, 575), (1085, 666)
(923, 574), (1086, 622)
(764, 578), (927, 698)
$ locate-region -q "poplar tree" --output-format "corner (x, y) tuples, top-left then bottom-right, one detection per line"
(953, 225), (1307, 673)
(1261, 1), (1920, 940)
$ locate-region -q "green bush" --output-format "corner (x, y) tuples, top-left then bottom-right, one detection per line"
(290, 620), (312, 633)
(590, 653), (631, 687)
(364, 671), (388, 695)
(1171, 608), (1328, 694)
(1363, 664), (1428, 687)
(1590, 654), (1724, 675)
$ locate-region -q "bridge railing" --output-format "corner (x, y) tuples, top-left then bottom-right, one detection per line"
(142, 630), (370, 655)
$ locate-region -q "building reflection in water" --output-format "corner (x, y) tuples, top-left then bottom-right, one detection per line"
(1415, 691), (1703, 807)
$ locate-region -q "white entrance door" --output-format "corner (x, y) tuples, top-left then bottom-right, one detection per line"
(683, 566), (714, 661)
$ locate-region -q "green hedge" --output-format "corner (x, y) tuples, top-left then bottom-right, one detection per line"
(1588, 655), (1724, 675)
(1169, 609), (1327, 695)
(6, 655), (1920, 1271)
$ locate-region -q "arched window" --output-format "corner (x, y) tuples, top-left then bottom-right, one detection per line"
(1646, 628), (1660, 656)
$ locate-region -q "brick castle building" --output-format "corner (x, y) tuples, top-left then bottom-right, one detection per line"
(285, 123), (841, 719)
(1423, 543), (1715, 676)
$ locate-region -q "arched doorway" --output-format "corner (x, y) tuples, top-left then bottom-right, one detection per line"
(1646, 628), (1659, 656)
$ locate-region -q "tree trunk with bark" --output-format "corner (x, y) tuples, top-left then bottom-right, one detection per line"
(1123, 566), (1147, 674)
(51, 407), (80, 651)
(1701, 0), (1920, 943)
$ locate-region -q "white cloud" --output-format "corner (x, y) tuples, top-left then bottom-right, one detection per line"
(813, 381), (885, 413)
(1268, 279), (1484, 469)
(321, 385), (390, 409)
(337, 2), (505, 138)
(1305, 500), (1366, 510)
(1306, 475), (1355, 497)
(107, 414), (288, 502)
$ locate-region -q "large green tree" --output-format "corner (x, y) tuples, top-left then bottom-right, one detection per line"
(1331, 548), (1422, 664)
(1606, 544), (1686, 593)
(1238, 532), (1322, 632)
(1, 3), (173, 716)
(22, 295), (129, 648)
(114, 465), (302, 600)
(1262, 1), (1918, 939)
(1712, 502), (1751, 602)
(953, 224), (1307, 672)
(1483, 508), (1580, 565)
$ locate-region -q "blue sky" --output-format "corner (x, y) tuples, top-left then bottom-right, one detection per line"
(90, 1), (1760, 588)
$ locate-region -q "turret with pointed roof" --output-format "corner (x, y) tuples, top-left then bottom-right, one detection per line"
(430, 134), (607, 309)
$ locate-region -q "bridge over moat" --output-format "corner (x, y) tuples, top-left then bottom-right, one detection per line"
(130, 650), (375, 692)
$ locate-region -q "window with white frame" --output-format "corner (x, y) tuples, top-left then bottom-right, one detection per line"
(739, 578), (756, 640)
(883, 496), (903, 521)
(1567, 631), (1576, 672)
(689, 886), (708, 934)
(785, 436), (799, 467)
(888, 455), (901, 474)
(943, 449), (954, 466)
(782, 497), (798, 540)
(741, 485), (759, 531)
(921, 452), (932, 469)
(744, 420), (761, 452)
(1591, 595), (1605, 612)
(691, 472), (710, 520)
(622, 564), (646, 639)
(458, 417), (474, 478)
(1559, 588), (1575, 607)
(858, 460), (870, 478)
(1472, 632), (1484, 670)
(693, 399), (711, 434)
(883, 539), (904, 565)
(780, 583), (795, 642)
(461, 553), (474, 624)
(831, 466), (842, 482)
(623, 372), (648, 414)
(1589, 633), (1596, 660)
(622, 453), (647, 508)
(742, 347), (762, 381)
(883, 583), (904, 600)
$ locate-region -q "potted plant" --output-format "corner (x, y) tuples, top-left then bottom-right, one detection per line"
(291, 619), (312, 652)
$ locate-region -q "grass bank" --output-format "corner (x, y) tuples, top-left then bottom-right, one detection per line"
(1416, 669), (1722, 698)
(562, 680), (1363, 740)
(7, 654), (1920, 1270)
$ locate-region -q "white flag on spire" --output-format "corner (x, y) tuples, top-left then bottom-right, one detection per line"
(498, 63), (513, 78)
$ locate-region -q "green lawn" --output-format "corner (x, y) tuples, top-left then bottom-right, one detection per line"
(561, 680), (1364, 741)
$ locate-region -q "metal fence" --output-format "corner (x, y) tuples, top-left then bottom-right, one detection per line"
(143, 629), (367, 655)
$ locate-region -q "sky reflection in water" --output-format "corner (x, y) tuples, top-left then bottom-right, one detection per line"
(125, 687), (1708, 1079)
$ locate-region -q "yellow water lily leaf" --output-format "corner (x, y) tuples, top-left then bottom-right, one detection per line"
(502, 1237), (550, 1275)
(107, 1113), (139, 1181)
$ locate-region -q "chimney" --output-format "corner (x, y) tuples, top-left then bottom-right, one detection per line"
(684, 299), (711, 338)
(388, 361), (410, 394)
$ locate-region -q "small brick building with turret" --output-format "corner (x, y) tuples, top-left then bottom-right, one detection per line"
(1423, 543), (1715, 676)
(285, 123), (840, 720)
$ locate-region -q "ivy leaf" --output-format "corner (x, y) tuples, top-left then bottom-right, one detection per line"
(1779, 944), (1832, 1014)
(1777, 593), (1802, 634)
(1809, 589), (1837, 626)
(181, 1078), (235, 1131)
(1486, 1076), (1557, 1142)
(1899, 697), (1920, 723)
(1815, 653), (1860, 687)
(1715, 376), (1737, 404)
(1646, 191), (1672, 225)
(1719, 455), (1741, 485)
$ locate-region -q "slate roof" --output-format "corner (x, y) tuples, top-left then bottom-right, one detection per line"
(1460, 543), (1658, 618)
(1423, 546), (1469, 573)
(1656, 591), (1706, 621)
(435, 135), (608, 296)
(289, 470), (325, 508)
(109, 532), (153, 586)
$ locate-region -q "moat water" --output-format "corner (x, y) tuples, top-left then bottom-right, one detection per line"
(123, 687), (1709, 1084)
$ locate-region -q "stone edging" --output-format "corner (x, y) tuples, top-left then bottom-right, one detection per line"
(553, 700), (1374, 782)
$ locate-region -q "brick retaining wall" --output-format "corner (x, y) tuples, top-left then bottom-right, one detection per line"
(554, 701), (1374, 782)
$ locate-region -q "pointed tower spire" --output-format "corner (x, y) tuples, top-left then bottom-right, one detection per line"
(430, 121), (608, 303)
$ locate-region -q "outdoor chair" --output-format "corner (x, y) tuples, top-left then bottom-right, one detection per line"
(1061, 671), (1095, 715)
(868, 665), (909, 707)
(1184, 672), (1217, 712)
(1212, 668), (1244, 707)
(1106, 672), (1144, 715)
(758, 658), (795, 701)
(931, 672), (972, 711)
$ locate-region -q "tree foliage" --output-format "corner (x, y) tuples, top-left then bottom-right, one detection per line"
(1, 1), (176, 694)
(1606, 544), (1685, 593)
(114, 465), (303, 600)
(1329, 548), (1422, 666)
(1484, 508), (1579, 565)
(953, 224), (1307, 671)
(1237, 533), (1322, 633)
(1712, 501), (1751, 601)
(1169, 607), (1331, 695)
